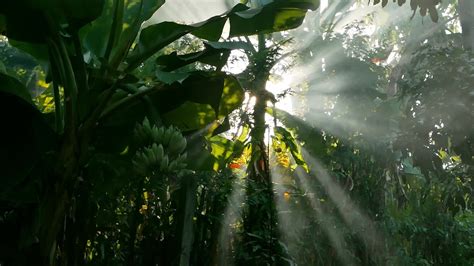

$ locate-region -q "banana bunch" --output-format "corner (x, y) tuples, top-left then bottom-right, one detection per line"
(133, 118), (187, 155)
(133, 143), (188, 176)
(132, 117), (189, 176)
(133, 117), (154, 146)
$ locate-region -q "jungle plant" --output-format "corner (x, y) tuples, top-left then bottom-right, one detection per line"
(1, 0), (462, 265)
(0, 0), (321, 264)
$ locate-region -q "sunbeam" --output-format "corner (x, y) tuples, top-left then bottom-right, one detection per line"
(272, 162), (355, 265)
(215, 170), (246, 265)
(299, 147), (390, 263)
(271, 164), (306, 262)
(302, 109), (395, 143)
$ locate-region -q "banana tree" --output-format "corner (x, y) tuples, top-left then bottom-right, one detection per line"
(0, 0), (321, 264)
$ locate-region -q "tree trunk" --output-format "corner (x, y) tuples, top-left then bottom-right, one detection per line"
(178, 176), (197, 266)
(239, 32), (284, 265)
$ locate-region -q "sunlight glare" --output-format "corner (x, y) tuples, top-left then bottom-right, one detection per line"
(266, 75), (294, 113)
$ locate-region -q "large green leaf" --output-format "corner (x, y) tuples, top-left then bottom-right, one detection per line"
(81, 6), (115, 59)
(155, 69), (191, 84)
(7, 40), (50, 66)
(109, 0), (166, 66)
(182, 72), (227, 113)
(0, 0), (105, 43)
(191, 16), (228, 41)
(130, 10), (235, 68)
(0, 73), (33, 104)
(155, 50), (222, 72)
(275, 0), (320, 10)
(272, 108), (327, 159)
(185, 135), (245, 172)
(162, 102), (217, 131)
(62, 0), (106, 29)
(205, 40), (255, 51)
(218, 75), (244, 116)
(123, 0), (165, 26)
(127, 1), (319, 70)
(155, 47), (226, 72)
(81, 0), (165, 63)
(184, 136), (215, 171)
(126, 22), (192, 70)
(0, 4), (50, 43)
(209, 135), (236, 170)
(161, 73), (244, 131)
(126, 17), (228, 70)
(155, 41), (253, 72)
(228, 1), (319, 37)
(0, 91), (57, 199)
(274, 126), (309, 172)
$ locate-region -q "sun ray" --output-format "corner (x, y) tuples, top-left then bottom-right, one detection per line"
(270, 145), (354, 264)
(300, 148), (389, 262)
(215, 171), (246, 265)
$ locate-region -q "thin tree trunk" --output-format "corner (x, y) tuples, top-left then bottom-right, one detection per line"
(179, 177), (197, 266)
(240, 31), (284, 265)
(126, 183), (144, 266)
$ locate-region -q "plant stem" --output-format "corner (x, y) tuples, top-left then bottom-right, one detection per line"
(99, 83), (166, 121)
(49, 54), (63, 132)
(104, 0), (124, 65)
(72, 32), (89, 92)
(44, 35), (81, 264)
(109, 0), (145, 69)
(56, 36), (79, 138)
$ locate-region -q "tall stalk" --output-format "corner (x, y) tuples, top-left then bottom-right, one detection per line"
(240, 32), (284, 264)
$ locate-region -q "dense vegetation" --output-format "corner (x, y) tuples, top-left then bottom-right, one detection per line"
(0, 0), (472, 265)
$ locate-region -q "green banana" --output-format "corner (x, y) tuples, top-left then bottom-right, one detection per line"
(156, 144), (164, 162)
(156, 127), (165, 143)
(168, 134), (186, 156)
(163, 127), (174, 146)
(151, 126), (159, 143)
(168, 160), (178, 171)
(142, 150), (151, 167)
(142, 117), (151, 131)
(178, 152), (187, 162)
(134, 150), (149, 174)
(132, 160), (142, 174)
(174, 153), (187, 170)
(160, 155), (169, 171)
(145, 146), (155, 165)
(133, 126), (146, 144)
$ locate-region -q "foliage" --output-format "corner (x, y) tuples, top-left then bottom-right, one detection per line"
(267, 2), (474, 264)
(370, 0), (441, 22)
(1, 0), (472, 265)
